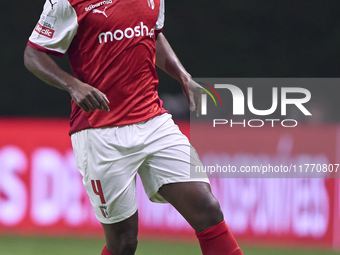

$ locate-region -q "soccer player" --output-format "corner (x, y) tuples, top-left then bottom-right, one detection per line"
(24, 0), (243, 254)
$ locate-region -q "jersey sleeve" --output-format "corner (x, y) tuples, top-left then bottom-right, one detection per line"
(155, 0), (164, 33)
(27, 0), (78, 57)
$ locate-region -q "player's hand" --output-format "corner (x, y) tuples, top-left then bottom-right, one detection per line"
(68, 81), (110, 112)
(181, 78), (204, 117)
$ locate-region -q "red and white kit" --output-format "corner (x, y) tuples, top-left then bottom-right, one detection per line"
(28, 0), (208, 224)
(28, 0), (167, 135)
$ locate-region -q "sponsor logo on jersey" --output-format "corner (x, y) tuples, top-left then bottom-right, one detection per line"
(147, 0), (155, 10)
(98, 22), (155, 43)
(92, 6), (108, 18)
(85, 0), (112, 12)
(35, 23), (55, 38)
(39, 15), (56, 29)
(49, 0), (57, 9)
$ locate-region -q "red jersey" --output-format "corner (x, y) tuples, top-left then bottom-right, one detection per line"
(28, 0), (168, 134)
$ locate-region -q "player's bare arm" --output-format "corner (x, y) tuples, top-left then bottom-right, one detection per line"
(155, 32), (202, 117)
(24, 46), (110, 112)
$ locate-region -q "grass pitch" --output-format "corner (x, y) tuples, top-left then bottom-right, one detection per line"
(0, 235), (339, 255)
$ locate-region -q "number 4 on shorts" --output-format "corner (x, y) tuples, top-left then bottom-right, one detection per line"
(91, 180), (106, 204)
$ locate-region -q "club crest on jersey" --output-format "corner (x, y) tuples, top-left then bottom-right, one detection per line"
(147, 0), (155, 10)
(99, 205), (109, 218)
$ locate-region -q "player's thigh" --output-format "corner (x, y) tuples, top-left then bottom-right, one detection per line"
(138, 114), (221, 230)
(138, 114), (209, 202)
(138, 141), (209, 203)
(139, 142), (221, 231)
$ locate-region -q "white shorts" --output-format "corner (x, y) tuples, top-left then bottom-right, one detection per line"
(71, 113), (209, 224)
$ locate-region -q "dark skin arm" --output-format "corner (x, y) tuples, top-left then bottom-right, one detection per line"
(155, 32), (202, 117)
(23, 46), (110, 112)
